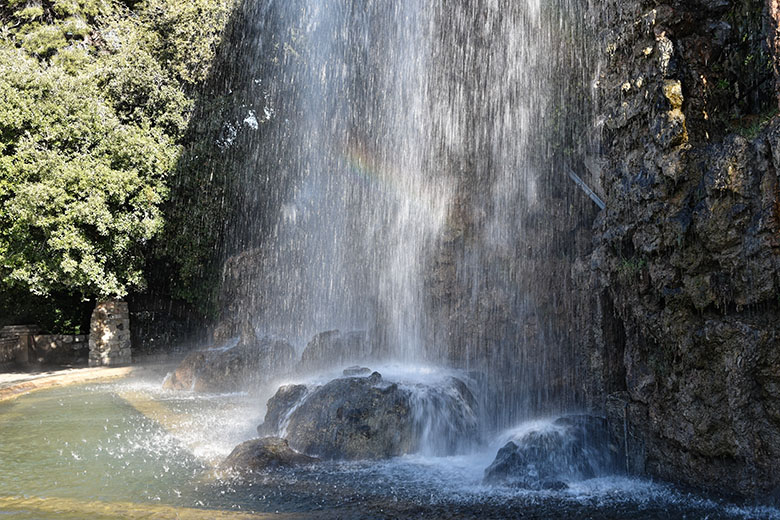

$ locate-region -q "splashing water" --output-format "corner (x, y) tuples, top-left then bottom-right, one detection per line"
(220, 0), (450, 366)
(1, 382), (777, 519)
(210, 0), (598, 440)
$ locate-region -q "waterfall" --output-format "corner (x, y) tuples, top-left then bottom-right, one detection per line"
(219, 1), (450, 363)
(212, 0), (597, 431)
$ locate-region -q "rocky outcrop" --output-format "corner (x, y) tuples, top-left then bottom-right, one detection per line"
(298, 330), (373, 372)
(581, 0), (780, 502)
(163, 327), (296, 392)
(342, 366), (372, 376)
(484, 415), (619, 490)
(221, 437), (318, 474)
(265, 372), (414, 460)
(257, 383), (308, 436)
(257, 372), (479, 460)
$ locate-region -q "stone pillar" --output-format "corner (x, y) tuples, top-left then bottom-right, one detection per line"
(89, 301), (132, 367)
(769, 0), (780, 109)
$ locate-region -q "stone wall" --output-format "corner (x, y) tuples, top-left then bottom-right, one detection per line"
(0, 325), (39, 366)
(581, 0), (780, 502)
(0, 337), (17, 366)
(89, 301), (132, 367)
(0, 326), (88, 368)
(31, 335), (89, 365)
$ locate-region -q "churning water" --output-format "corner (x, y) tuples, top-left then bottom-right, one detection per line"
(0, 381), (777, 519)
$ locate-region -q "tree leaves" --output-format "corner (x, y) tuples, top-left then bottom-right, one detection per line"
(0, 0), (236, 313)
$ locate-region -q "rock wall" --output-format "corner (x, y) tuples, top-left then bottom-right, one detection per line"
(769, 0), (780, 106)
(31, 335), (89, 366)
(582, 0), (780, 502)
(0, 325), (89, 368)
(0, 325), (39, 366)
(0, 337), (16, 367)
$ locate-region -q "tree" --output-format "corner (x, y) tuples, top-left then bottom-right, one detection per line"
(0, 0), (237, 329)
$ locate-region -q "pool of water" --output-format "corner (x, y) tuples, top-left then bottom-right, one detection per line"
(0, 377), (777, 519)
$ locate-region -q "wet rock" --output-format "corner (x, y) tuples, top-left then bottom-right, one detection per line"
(221, 437), (318, 473)
(281, 375), (412, 460)
(257, 384), (308, 436)
(484, 415), (617, 489)
(298, 330), (372, 372)
(581, 0), (780, 502)
(162, 350), (205, 391)
(651, 109), (687, 148)
(212, 317), (238, 346)
(261, 374), (478, 460)
(163, 333), (296, 392)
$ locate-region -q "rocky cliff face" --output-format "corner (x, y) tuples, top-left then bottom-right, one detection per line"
(581, 0), (780, 501)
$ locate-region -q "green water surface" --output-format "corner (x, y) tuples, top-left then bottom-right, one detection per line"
(1, 380), (778, 520)
(0, 384), (206, 507)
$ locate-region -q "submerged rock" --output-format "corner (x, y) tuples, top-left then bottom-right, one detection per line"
(163, 333), (296, 392)
(221, 437), (318, 473)
(259, 372), (479, 460)
(484, 415), (617, 489)
(343, 366), (372, 376)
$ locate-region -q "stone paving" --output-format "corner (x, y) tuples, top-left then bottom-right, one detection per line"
(0, 366), (139, 402)
(0, 356), (181, 402)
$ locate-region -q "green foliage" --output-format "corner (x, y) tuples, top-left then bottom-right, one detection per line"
(715, 79), (730, 92)
(141, 0), (237, 86)
(0, 286), (92, 334)
(732, 107), (779, 140)
(617, 256), (647, 283)
(95, 20), (193, 137)
(0, 45), (176, 298)
(0, 0), (237, 322)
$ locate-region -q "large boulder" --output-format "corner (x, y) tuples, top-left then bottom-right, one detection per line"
(298, 330), (372, 372)
(258, 371), (479, 460)
(221, 437), (318, 474)
(257, 383), (308, 437)
(163, 332), (296, 392)
(484, 415), (618, 489)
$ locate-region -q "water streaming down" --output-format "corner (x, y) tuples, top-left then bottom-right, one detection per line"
(210, 0), (598, 447)
(220, 1), (449, 364)
(425, 0), (593, 427)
